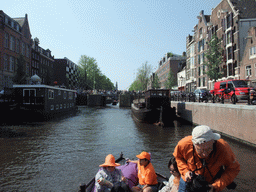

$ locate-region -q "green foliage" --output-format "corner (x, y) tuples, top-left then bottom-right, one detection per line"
(167, 52), (174, 58)
(128, 61), (152, 91)
(78, 55), (114, 90)
(13, 55), (28, 84)
(152, 73), (161, 89)
(164, 69), (176, 89)
(203, 34), (223, 82)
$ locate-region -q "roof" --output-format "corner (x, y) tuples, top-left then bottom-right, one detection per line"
(230, 0), (256, 19)
(13, 17), (25, 27)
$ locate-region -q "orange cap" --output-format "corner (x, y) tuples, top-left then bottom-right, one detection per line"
(99, 154), (120, 167)
(136, 151), (151, 161)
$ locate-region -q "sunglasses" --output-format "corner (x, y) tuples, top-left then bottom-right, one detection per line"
(170, 169), (178, 173)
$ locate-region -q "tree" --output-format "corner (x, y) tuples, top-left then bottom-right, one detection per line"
(152, 73), (161, 89)
(13, 55), (28, 84)
(129, 61), (152, 91)
(203, 34), (223, 82)
(137, 61), (152, 91)
(78, 55), (114, 90)
(164, 69), (176, 89)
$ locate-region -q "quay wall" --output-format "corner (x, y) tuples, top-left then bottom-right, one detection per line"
(171, 101), (256, 146)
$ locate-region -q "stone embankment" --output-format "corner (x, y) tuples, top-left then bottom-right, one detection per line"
(171, 101), (256, 147)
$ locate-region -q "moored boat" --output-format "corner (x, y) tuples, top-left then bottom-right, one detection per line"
(0, 76), (77, 122)
(131, 89), (176, 126)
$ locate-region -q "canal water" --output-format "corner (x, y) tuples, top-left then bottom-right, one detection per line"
(0, 105), (255, 191)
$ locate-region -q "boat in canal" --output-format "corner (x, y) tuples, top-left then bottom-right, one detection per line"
(131, 89), (176, 126)
(1, 75), (77, 122)
(79, 153), (168, 192)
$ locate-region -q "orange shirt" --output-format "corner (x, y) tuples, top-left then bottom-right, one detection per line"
(173, 136), (240, 191)
(137, 162), (158, 185)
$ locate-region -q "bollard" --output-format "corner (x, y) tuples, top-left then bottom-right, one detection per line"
(232, 90), (236, 104)
(212, 91), (215, 103)
(248, 88), (251, 105)
(198, 92), (201, 103)
(221, 91), (224, 104)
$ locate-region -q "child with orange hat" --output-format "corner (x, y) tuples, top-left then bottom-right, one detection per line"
(95, 154), (129, 192)
(129, 151), (158, 192)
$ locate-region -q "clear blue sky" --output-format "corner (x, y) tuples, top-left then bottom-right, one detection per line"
(3, 0), (221, 90)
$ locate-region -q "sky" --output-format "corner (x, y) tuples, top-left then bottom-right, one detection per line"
(2, 0), (222, 90)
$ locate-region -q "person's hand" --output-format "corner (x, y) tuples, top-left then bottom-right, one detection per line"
(104, 180), (114, 188)
(185, 171), (192, 182)
(121, 176), (127, 182)
(97, 178), (104, 186)
(208, 184), (215, 192)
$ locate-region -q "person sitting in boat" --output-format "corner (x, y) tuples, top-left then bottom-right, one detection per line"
(129, 151), (158, 192)
(95, 154), (129, 192)
(159, 156), (180, 192)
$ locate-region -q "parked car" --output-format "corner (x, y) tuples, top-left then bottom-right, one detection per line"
(194, 89), (211, 102)
(210, 80), (251, 103)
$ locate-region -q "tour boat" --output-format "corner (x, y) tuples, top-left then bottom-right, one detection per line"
(131, 89), (176, 126)
(79, 153), (168, 192)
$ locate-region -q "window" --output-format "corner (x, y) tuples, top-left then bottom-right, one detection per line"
(227, 47), (232, 60)
(4, 33), (9, 48)
(69, 92), (73, 100)
(26, 45), (30, 58)
(220, 82), (226, 89)
(4, 55), (8, 70)
(16, 39), (19, 53)
(199, 28), (203, 39)
(10, 56), (15, 72)
(22, 42), (25, 55)
(227, 31), (231, 44)
(10, 36), (15, 51)
(227, 14), (231, 29)
(198, 39), (204, 52)
(250, 46), (256, 59)
(246, 65), (251, 77)
(49, 89), (54, 99)
(64, 91), (67, 99)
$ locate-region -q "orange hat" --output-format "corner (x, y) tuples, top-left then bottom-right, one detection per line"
(136, 151), (151, 161)
(99, 154), (120, 167)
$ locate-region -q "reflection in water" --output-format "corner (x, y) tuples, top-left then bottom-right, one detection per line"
(0, 105), (255, 191)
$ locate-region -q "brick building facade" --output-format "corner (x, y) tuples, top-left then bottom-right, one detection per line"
(31, 37), (55, 85)
(0, 11), (32, 89)
(240, 27), (256, 87)
(186, 0), (256, 91)
(155, 53), (186, 89)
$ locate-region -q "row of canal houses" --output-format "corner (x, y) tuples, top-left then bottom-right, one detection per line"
(0, 10), (79, 119)
(0, 10), (80, 91)
(150, 0), (256, 92)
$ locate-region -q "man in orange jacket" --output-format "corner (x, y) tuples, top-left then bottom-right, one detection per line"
(173, 125), (240, 192)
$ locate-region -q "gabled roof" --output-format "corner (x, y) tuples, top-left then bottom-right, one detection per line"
(13, 17), (25, 27)
(230, 0), (256, 19)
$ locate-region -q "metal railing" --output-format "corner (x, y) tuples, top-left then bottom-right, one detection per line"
(171, 89), (256, 105)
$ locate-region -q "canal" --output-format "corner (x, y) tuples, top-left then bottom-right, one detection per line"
(0, 105), (255, 191)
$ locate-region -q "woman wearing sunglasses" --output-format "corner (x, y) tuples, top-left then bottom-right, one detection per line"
(159, 156), (180, 192)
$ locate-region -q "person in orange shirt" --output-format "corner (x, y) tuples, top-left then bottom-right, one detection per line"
(129, 151), (158, 192)
(173, 125), (240, 192)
